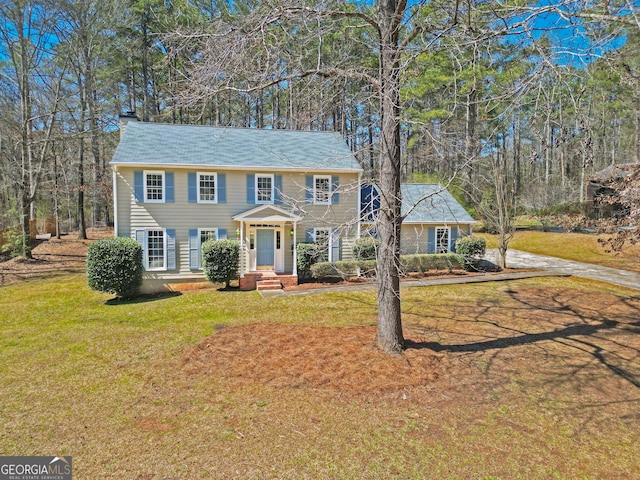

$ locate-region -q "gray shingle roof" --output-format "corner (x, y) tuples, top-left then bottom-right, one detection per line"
(401, 184), (475, 224)
(111, 122), (362, 172)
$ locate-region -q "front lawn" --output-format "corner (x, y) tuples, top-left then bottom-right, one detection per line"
(1, 273), (639, 479)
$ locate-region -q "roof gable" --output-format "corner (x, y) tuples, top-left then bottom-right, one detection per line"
(361, 183), (475, 224)
(401, 184), (475, 224)
(232, 204), (302, 223)
(111, 122), (362, 172)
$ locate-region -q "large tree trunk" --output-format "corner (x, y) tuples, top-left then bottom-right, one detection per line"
(375, 0), (405, 354)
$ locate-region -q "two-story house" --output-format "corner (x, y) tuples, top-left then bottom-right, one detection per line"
(112, 115), (476, 293)
(111, 115), (363, 293)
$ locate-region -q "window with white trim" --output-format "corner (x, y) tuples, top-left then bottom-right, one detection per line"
(314, 228), (330, 262)
(198, 228), (218, 269)
(314, 175), (331, 204)
(435, 227), (450, 254)
(256, 174), (273, 204)
(199, 228), (218, 248)
(144, 171), (164, 202)
(198, 173), (217, 203)
(147, 229), (165, 270)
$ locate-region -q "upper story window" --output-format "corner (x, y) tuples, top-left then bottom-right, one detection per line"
(198, 172), (217, 203)
(314, 176), (331, 204)
(306, 175), (338, 205)
(256, 174), (274, 204)
(145, 171), (164, 202)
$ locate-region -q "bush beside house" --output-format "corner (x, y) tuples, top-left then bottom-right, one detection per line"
(202, 239), (240, 288)
(352, 237), (379, 261)
(454, 236), (487, 271)
(296, 243), (327, 280)
(86, 237), (143, 299)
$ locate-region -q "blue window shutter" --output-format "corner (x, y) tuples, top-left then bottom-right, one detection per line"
(331, 175), (340, 204)
(427, 227), (436, 254)
(188, 172), (197, 203)
(305, 176), (314, 204)
(188, 229), (199, 269)
(305, 228), (314, 243)
(218, 228), (227, 239)
(330, 228), (340, 262)
(166, 229), (176, 270)
(134, 171), (143, 202)
(450, 227), (459, 252)
(246, 174), (255, 204)
(135, 230), (146, 269)
(218, 173), (226, 203)
(274, 175), (283, 204)
(165, 172), (174, 203)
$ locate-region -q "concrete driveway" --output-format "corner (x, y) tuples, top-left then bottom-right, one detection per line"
(485, 249), (640, 291)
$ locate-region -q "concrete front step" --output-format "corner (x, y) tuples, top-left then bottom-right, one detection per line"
(256, 279), (283, 291)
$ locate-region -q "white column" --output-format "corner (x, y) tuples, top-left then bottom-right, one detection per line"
(292, 221), (297, 276)
(240, 221), (245, 278)
(112, 169), (118, 237)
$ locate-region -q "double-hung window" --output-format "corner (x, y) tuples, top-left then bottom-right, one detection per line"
(145, 171), (165, 202)
(314, 228), (330, 263)
(435, 227), (450, 254)
(135, 228), (176, 271)
(189, 228), (226, 269)
(200, 229), (218, 248)
(135, 170), (173, 203)
(256, 174), (274, 204)
(198, 173), (217, 203)
(147, 229), (166, 270)
(314, 176), (331, 204)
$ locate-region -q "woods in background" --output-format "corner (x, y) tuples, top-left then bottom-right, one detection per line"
(1, 0), (638, 255)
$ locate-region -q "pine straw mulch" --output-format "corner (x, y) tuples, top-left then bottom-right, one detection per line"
(180, 286), (640, 406)
(180, 323), (446, 397)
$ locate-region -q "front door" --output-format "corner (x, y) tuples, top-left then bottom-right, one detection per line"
(256, 229), (275, 268)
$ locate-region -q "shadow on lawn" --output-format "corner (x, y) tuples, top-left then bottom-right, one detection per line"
(406, 288), (640, 390)
(105, 291), (182, 305)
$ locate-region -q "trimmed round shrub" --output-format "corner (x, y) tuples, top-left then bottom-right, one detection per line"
(455, 236), (487, 271)
(202, 239), (240, 288)
(296, 243), (327, 280)
(87, 237), (143, 299)
(455, 236), (486, 258)
(353, 237), (379, 261)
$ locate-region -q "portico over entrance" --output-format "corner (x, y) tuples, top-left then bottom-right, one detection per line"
(233, 205), (303, 280)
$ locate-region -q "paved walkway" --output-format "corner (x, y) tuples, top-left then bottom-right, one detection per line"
(484, 249), (640, 291)
(261, 249), (640, 298)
